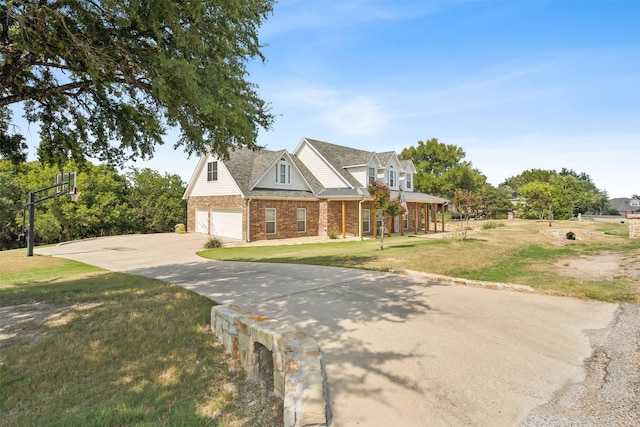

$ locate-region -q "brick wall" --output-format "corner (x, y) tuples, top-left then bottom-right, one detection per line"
(249, 200), (320, 240)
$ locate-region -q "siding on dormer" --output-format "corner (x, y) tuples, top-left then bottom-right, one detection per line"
(190, 155), (242, 197)
(253, 159), (311, 191)
(296, 142), (352, 189)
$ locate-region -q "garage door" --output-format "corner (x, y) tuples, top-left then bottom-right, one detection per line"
(210, 210), (242, 240)
(195, 208), (209, 234)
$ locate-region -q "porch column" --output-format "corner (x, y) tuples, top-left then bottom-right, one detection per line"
(400, 213), (404, 236)
(441, 203), (445, 232)
(425, 203), (430, 234)
(342, 201), (346, 238)
(373, 210), (377, 239)
(434, 204), (437, 233)
(387, 217), (392, 237)
(414, 203), (419, 234)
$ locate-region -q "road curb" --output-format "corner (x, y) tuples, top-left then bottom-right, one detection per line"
(390, 268), (536, 293)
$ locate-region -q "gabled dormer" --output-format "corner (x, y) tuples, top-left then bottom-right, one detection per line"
(378, 152), (403, 190)
(400, 160), (417, 192)
(252, 151), (312, 192)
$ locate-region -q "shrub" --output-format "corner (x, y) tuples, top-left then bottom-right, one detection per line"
(174, 223), (186, 234)
(328, 231), (338, 239)
(205, 237), (223, 248)
(482, 221), (504, 230)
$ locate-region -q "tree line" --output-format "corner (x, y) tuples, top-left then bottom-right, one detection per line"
(399, 138), (612, 221)
(0, 160), (186, 251)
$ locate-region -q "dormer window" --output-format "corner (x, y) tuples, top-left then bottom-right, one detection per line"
(388, 166), (396, 187)
(368, 167), (376, 184)
(406, 173), (412, 189)
(275, 158), (291, 184)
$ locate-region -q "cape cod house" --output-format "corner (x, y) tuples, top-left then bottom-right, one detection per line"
(183, 138), (449, 242)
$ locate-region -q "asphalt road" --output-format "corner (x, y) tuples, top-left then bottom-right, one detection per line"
(37, 233), (627, 426)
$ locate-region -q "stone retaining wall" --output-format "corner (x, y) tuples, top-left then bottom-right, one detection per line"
(211, 305), (329, 427)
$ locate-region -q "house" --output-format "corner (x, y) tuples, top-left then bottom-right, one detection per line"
(609, 198), (640, 218)
(183, 138), (449, 241)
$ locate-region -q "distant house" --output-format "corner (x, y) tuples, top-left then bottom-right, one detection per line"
(609, 198), (640, 218)
(182, 138), (449, 242)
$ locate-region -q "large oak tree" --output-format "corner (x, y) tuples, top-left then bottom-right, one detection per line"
(0, 0), (275, 166)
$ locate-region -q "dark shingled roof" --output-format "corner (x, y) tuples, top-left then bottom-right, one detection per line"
(223, 148), (318, 199)
(303, 138), (370, 189)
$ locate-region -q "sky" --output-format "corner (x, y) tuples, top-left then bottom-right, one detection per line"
(26, 0), (640, 198)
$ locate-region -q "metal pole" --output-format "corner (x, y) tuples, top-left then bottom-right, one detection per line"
(27, 191), (35, 257)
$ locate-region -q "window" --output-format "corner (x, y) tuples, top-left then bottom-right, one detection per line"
(275, 159), (291, 184)
(363, 209), (371, 233)
(265, 208), (276, 234)
(297, 208), (306, 232)
(207, 161), (218, 181)
(404, 210), (409, 229)
(631, 200), (640, 207)
(406, 173), (412, 189)
(368, 167), (376, 183)
(388, 166), (395, 187)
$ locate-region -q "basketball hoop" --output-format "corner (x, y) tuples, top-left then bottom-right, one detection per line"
(69, 189), (80, 202)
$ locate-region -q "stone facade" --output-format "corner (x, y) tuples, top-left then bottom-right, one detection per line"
(211, 305), (328, 427)
(629, 214), (640, 238)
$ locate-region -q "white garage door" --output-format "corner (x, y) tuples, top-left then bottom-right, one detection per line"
(210, 210), (242, 240)
(195, 208), (209, 234)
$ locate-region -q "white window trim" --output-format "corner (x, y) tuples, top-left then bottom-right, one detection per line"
(207, 161), (218, 182)
(266, 208), (276, 235)
(275, 159), (291, 184)
(403, 210), (409, 229)
(297, 208), (306, 233)
(363, 209), (371, 233)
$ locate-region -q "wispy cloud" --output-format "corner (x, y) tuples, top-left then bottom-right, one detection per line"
(268, 80), (394, 136)
(262, 0), (438, 38)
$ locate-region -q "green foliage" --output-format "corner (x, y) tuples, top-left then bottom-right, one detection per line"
(0, 0), (276, 166)
(482, 221), (505, 230)
(480, 185), (513, 218)
(368, 180), (403, 249)
(520, 181), (555, 221)
(399, 138), (485, 198)
(451, 189), (482, 239)
(204, 237), (223, 249)
(328, 231), (338, 239)
(126, 168), (186, 233)
(0, 159), (187, 250)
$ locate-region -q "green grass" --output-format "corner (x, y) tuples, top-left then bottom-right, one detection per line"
(199, 221), (640, 303)
(0, 252), (275, 426)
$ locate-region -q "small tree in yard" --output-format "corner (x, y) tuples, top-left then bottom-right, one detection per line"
(368, 181), (403, 250)
(451, 189), (482, 240)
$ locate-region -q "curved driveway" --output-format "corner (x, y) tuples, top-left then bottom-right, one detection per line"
(37, 233), (618, 426)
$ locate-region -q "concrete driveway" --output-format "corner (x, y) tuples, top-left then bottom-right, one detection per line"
(37, 233), (618, 426)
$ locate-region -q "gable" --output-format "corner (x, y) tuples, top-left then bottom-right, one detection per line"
(188, 154), (242, 197)
(294, 139), (353, 189)
(253, 154), (312, 191)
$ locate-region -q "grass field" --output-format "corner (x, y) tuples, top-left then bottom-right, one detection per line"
(199, 219), (640, 303)
(0, 250), (280, 426)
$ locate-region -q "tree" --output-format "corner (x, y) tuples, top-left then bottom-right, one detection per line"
(520, 181), (555, 223)
(451, 189), (482, 239)
(0, 0), (275, 166)
(368, 181), (403, 250)
(399, 138), (466, 196)
(126, 167), (186, 233)
(480, 184), (512, 219)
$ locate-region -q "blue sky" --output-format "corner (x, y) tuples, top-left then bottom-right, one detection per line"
(28, 0), (640, 197)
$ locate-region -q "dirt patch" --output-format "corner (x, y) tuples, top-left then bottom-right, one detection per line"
(0, 302), (103, 348)
(555, 252), (640, 281)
